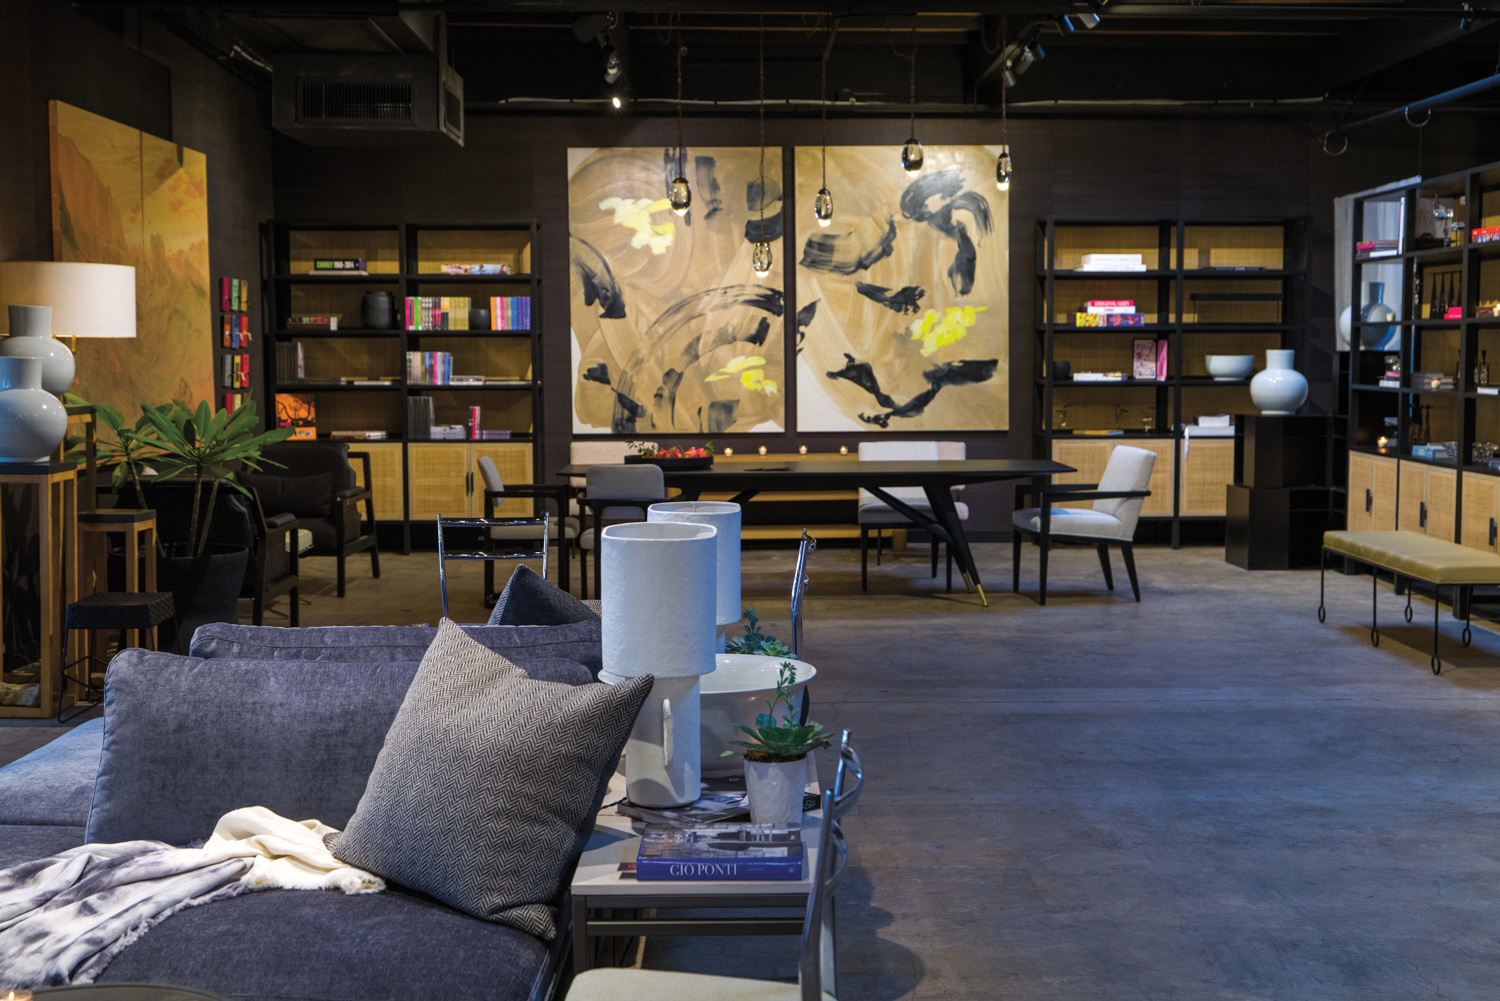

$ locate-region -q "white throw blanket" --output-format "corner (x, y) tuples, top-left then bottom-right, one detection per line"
(0, 807), (383, 989)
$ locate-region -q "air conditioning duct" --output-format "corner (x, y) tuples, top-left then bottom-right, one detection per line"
(273, 54), (463, 146)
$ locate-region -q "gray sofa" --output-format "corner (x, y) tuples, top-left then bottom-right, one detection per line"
(0, 620), (605, 1001)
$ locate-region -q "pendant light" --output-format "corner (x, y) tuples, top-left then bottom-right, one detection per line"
(752, 15), (773, 277)
(814, 31), (833, 227)
(996, 16), (1012, 192)
(669, 29), (691, 216)
(901, 19), (923, 175)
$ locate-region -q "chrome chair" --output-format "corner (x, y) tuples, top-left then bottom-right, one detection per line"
(791, 527), (816, 660)
(477, 456), (577, 600)
(565, 788), (847, 1001)
(436, 512), (548, 619)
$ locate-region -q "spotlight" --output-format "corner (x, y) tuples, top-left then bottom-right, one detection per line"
(1004, 67), (1018, 88)
(1015, 47), (1036, 75)
(1057, 15), (1076, 32)
(1078, 13), (1101, 27)
(603, 50), (622, 84)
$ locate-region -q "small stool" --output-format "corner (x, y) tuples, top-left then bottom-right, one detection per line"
(60, 591), (175, 723)
(78, 509), (158, 607)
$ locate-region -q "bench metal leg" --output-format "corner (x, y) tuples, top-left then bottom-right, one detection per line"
(1433, 584), (1443, 675)
(1404, 580), (1413, 623)
(1371, 566), (1380, 648)
(1318, 548), (1327, 623)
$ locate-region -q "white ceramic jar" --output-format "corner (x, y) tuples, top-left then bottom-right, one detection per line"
(745, 756), (808, 824)
(1250, 349), (1307, 415)
(0, 305), (74, 396)
(0, 356), (68, 462)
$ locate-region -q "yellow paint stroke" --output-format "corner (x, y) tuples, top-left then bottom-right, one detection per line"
(705, 356), (777, 395)
(909, 306), (987, 357)
(600, 196), (675, 254)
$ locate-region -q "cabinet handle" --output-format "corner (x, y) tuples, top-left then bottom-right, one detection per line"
(1490, 517), (1496, 547)
(1420, 501), (1427, 529)
(1365, 488), (1373, 513)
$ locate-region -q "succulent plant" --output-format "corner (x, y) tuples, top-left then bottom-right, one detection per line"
(719, 661), (830, 763)
(724, 608), (792, 657)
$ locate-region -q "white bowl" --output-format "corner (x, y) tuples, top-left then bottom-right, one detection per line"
(1205, 355), (1255, 381)
(700, 654), (817, 774)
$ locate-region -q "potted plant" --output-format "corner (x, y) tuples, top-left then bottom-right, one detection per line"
(719, 661), (831, 823)
(63, 394), (162, 515)
(130, 398), (293, 650)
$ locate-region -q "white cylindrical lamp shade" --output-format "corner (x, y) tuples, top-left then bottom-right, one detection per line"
(647, 501), (741, 627)
(601, 521), (717, 807)
(0, 262), (136, 338)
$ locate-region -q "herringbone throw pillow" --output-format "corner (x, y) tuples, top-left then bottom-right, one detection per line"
(328, 618), (652, 939)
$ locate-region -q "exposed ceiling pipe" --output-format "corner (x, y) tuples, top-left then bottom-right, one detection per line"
(1323, 70), (1500, 148)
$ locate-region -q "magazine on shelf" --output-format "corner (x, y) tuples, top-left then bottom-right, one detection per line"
(634, 823), (804, 882)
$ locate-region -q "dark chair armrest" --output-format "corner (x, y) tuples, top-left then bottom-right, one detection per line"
(1042, 489), (1150, 504)
(265, 511), (297, 530)
(334, 486), (370, 503)
(1015, 482), (1100, 504)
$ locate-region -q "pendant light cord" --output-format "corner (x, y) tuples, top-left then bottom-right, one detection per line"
(758, 14), (766, 243)
(909, 19), (917, 138)
(1000, 15), (1008, 147)
(820, 27), (828, 189)
(675, 28), (685, 178)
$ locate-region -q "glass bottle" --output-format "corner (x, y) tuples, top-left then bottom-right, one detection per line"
(1482, 349), (1490, 388)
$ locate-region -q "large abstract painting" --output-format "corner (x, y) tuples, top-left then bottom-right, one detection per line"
(569, 146), (785, 434)
(49, 100), (211, 417)
(794, 145), (1008, 431)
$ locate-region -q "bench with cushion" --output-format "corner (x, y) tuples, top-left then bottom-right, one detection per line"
(1320, 530), (1500, 673)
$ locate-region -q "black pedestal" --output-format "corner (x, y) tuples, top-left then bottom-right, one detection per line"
(1225, 415), (1334, 570)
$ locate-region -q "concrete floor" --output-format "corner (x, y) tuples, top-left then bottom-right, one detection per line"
(8, 541), (1500, 998)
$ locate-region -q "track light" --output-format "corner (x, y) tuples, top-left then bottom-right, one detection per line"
(1057, 15), (1076, 32)
(603, 50), (622, 84)
(1016, 46), (1037, 74)
(1078, 13), (1101, 28)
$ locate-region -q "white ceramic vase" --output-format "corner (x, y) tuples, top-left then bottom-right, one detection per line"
(648, 501), (742, 651)
(1, 305), (74, 397)
(701, 654), (817, 774)
(0, 357), (68, 463)
(601, 521), (718, 808)
(745, 757), (808, 824)
(1250, 349), (1307, 415)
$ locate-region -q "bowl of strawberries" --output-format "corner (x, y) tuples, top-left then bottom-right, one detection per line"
(624, 440), (715, 469)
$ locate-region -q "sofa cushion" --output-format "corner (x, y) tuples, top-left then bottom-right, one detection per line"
(0, 825), (86, 870)
(190, 621), (604, 679)
(98, 882), (550, 1001)
(0, 718), (103, 826)
(329, 621), (651, 939)
(488, 565), (600, 626)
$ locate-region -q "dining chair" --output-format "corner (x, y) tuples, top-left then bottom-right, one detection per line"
(578, 464), (666, 599)
(477, 455), (578, 598)
(857, 441), (969, 592)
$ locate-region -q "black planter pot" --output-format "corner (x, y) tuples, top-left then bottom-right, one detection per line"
(155, 543), (248, 654)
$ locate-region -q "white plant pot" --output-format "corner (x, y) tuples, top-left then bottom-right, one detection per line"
(0, 305), (73, 397)
(701, 654), (816, 775)
(0, 356), (67, 463)
(744, 756), (808, 824)
(1250, 349), (1307, 415)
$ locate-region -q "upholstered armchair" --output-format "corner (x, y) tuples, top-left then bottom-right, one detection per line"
(252, 441), (380, 598)
(1012, 444), (1156, 605)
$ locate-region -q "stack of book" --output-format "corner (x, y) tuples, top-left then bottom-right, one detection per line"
(1073, 371), (1127, 382)
(473, 430), (512, 441)
(404, 396), (436, 440)
(1412, 371), (1455, 391)
(442, 263), (513, 275)
(1356, 239), (1401, 260)
(1075, 253), (1147, 272)
(311, 258), (368, 275)
(221, 354), (250, 390)
(1474, 226), (1500, 245)
(631, 823), (804, 882)
(222, 315), (252, 347)
(220, 277), (249, 311)
(490, 296), (531, 330)
(405, 296), (471, 330)
(286, 315), (338, 331)
(275, 342), (306, 384)
(430, 425), (468, 440)
(222, 392), (246, 414)
(407, 351), (455, 385)
(1379, 368), (1402, 388)
(329, 430), (389, 441)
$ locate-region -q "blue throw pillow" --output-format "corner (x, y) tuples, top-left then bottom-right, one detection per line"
(487, 565), (600, 627)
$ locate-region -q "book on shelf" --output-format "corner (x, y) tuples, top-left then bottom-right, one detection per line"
(222, 392), (245, 414)
(1073, 372), (1127, 382)
(312, 258), (367, 272)
(473, 430), (512, 440)
(222, 315), (252, 348)
(1379, 379), (1401, 388)
(430, 425), (467, 440)
(1355, 239), (1401, 260)
(1132, 339), (1169, 380)
(1412, 372), (1455, 390)
(1087, 299), (1136, 314)
(485, 379), (532, 388)
(489, 296), (531, 330)
(1445, 307), (1464, 320)
(469, 405), (481, 440)
(442, 263), (514, 275)
(351, 379), (398, 387)
(1073, 429), (1125, 436)
(449, 374), (485, 387)
(1208, 265), (1267, 272)
(1076, 253), (1146, 272)
(1480, 387), (1500, 396)
(329, 430), (389, 440)
(275, 393), (317, 440)
(406, 351), (455, 385)
(634, 822), (803, 882)
(275, 342), (306, 383)
(287, 315), (339, 330)
(1473, 226), (1500, 245)
(404, 296), (471, 330)
(404, 396), (436, 441)
(1073, 313), (1144, 327)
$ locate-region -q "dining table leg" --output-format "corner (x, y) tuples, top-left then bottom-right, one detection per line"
(923, 484), (987, 607)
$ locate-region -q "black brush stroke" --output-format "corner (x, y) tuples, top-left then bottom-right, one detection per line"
(746, 317), (771, 346)
(856, 282), (926, 315)
(694, 156), (724, 220)
(795, 300), (819, 352)
(707, 399), (740, 433)
(744, 210), (783, 244)
(583, 363), (647, 431)
(570, 234), (627, 319)
(899, 169), (994, 297)
(825, 353), (999, 429)
(799, 217), (898, 275)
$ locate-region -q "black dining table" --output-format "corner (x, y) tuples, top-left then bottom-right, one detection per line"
(557, 458), (1074, 606)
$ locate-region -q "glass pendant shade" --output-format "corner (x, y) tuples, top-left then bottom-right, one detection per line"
(752, 240), (773, 277)
(996, 147), (1013, 191)
(669, 176), (692, 215)
(814, 187), (834, 227)
(901, 138), (924, 175)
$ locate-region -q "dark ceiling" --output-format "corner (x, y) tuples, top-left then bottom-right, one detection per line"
(77, 1), (1500, 134)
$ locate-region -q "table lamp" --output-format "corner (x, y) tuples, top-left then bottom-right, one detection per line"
(0, 262), (136, 396)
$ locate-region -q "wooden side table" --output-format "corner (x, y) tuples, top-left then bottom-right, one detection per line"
(78, 508), (158, 650)
(0, 461), (78, 717)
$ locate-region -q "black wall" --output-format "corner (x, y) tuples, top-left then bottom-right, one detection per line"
(276, 110), (1500, 535)
(0, 0), (275, 399)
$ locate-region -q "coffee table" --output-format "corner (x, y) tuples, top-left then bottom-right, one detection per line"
(570, 765), (823, 973)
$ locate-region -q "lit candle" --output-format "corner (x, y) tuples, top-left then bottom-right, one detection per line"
(758, 445), (767, 455)
(839, 445), (848, 455)
(799, 445), (808, 454)
(1378, 436), (1389, 448)
(4, 990), (33, 1001)
(723, 447), (733, 456)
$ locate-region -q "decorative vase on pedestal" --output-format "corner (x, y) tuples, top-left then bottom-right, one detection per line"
(0, 305), (74, 396)
(745, 757), (808, 824)
(601, 521), (718, 808)
(1250, 349), (1308, 415)
(647, 501), (741, 652)
(0, 357), (68, 463)
(1359, 281), (1397, 350)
